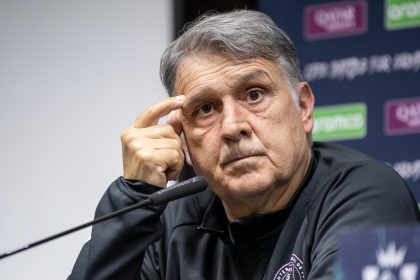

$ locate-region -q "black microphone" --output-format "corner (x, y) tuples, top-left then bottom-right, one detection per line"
(0, 176), (208, 260)
(149, 176), (208, 205)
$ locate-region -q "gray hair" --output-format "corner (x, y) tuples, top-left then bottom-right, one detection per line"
(160, 10), (303, 105)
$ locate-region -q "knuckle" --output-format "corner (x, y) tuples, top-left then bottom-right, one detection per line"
(169, 149), (180, 160)
(121, 129), (148, 148)
(121, 128), (138, 143)
(160, 124), (176, 134)
(120, 129), (130, 141)
(169, 138), (181, 148)
(168, 150), (182, 166)
(136, 149), (153, 162)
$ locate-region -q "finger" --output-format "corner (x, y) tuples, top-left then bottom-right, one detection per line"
(151, 148), (184, 180)
(123, 147), (183, 186)
(131, 95), (185, 129)
(165, 149), (185, 181)
(166, 109), (183, 136)
(128, 138), (182, 152)
(123, 125), (182, 142)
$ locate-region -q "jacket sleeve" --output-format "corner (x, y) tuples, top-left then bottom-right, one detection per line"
(68, 177), (166, 280)
(307, 161), (420, 280)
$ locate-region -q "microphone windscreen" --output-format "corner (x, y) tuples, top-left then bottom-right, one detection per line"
(148, 176), (208, 205)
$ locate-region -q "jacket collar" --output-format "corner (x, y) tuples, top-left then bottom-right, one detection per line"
(197, 194), (227, 234)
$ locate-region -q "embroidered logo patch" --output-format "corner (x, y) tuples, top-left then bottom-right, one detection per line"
(273, 254), (305, 280)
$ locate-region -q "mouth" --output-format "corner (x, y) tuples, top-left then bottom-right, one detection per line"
(220, 152), (265, 166)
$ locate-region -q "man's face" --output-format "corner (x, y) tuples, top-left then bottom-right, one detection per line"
(175, 53), (314, 208)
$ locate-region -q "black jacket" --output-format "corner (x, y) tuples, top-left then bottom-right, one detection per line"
(69, 142), (420, 279)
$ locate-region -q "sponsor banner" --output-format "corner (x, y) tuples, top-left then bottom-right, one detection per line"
(336, 225), (420, 280)
(313, 103), (367, 141)
(385, 97), (420, 135)
(304, 0), (368, 40)
(388, 159), (420, 182)
(385, 0), (420, 30)
(303, 49), (420, 82)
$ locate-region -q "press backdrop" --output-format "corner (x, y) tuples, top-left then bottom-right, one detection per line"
(259, 0), (420, 204)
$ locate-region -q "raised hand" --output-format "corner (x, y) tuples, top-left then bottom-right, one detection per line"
(120, 96), (185, 187)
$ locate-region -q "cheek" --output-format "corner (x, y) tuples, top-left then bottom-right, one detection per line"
(253, 106), (303, 159)
(184, 125), (221, 170)
(252, 105), (289, 141)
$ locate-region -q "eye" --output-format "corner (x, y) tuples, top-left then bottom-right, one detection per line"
(197, 103), (214, 115)
(246, 89), (263, 103)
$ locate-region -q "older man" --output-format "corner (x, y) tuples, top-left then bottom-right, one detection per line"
(70, 10), (419, 279)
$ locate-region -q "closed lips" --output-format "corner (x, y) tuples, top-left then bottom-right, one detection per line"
(220, 150), (265, 166)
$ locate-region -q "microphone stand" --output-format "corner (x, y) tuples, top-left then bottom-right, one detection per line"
(0, 199), (150, 260)
(0, 176), (207, 260)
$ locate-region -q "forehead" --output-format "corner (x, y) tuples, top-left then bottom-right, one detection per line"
(174, 54), (283, 95)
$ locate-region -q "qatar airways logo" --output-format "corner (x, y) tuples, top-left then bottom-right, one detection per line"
(304, 1), (368, 40)
(385, 97), (420, 135)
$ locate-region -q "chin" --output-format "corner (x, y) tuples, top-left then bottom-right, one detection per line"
(221, 173), (274, 198)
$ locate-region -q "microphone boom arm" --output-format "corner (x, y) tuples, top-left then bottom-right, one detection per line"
(0, 176), (207, 260)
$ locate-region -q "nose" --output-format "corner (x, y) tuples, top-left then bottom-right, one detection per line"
(220, 98), (252, 142)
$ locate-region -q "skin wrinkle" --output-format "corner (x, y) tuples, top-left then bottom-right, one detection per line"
(180, 69), (276, 139)
(182, 70), (274, 113)
(177, 56), (236, 96)
(175, 53), (314, 220)
(220, 149), (262, 166)
(225, 69), (274, 91)
(178, 55), (273, 98)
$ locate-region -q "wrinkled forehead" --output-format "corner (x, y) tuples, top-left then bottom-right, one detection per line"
(174, 53), (282, 96)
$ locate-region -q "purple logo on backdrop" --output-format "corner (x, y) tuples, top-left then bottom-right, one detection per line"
(385, 97), (420, 135)
(304, 0), (368, 40)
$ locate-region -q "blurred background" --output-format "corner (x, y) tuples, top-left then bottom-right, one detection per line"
(0, 0), (418, 279)
(0, 1), (171, 278)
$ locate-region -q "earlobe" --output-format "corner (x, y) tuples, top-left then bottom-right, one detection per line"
(298, 82), (315, 134)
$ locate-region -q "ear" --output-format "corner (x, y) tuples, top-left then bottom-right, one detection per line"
(297, 82), (315, 134)
(181, 133), (193, 166)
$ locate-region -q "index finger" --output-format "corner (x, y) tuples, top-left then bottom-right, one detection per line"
(167, 109), (183, 136)
(131, 95), (185, 128)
